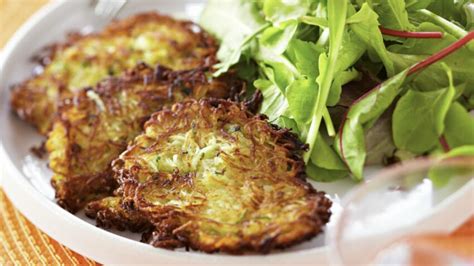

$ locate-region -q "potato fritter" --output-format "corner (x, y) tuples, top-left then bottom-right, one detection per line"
(11, 12), (217, 134)
(85, 196), (151, 232)
(112, 99), (332, 253)
(46, 64), (243, 213)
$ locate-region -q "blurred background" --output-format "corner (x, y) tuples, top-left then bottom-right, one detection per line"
(0, 0), (48, 48)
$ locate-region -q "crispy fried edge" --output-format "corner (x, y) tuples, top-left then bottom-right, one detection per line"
(85, 196), (152, 232)
(114, 99), (332, 254)
(10, 12), (218, 134)
(51, 64), (247, 213)
(33, 12), (217, 70)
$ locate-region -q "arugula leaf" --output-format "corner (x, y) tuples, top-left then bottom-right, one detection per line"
(214, 24), (270, 76)
(301, 16), (328, 28)
(426, 0), (458, 22)
(284, 38), (325, 124)
(255, 78), (288, 122)
(306, 163), (348, 182)
(315, 54), (337, 137)
(200, 0), (265, 40)
(415, 9), (468, 38)
(285, 39), (322, 79)
(406, 0), (436, 11)
(347, 3), (395, 76)
(311, 133), (347, 171)
(201, 0), (474, 183)
(328, 69), (360, 106)
(371, 0), (413, 30)
(464, 3), (474, 30)
(444, 102), (474, 148)
(335, 30), (366, 73)
(200, 0), (269, 76)
(304, 0), (348, 162)
(259, 60), (296, 92)
(260, 20), (299, 55)
(392, 85), (455, 154)
(336, 70), (409, 179)
(286, 78), (317, 124)
(263, 0), (312, 24)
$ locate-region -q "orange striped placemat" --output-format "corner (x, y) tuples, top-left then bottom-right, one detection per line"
(0, 189), (99, 265)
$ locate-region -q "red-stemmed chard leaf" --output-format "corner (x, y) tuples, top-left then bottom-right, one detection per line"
(337, 31), (474, 179)
(439, 136), (451, 152)
(380, 26), (444, 39)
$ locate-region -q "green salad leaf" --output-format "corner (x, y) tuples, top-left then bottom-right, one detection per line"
(200, 0), (268, 76)
(347, 3), (395, 76)
(371, 0), (413, 30)
(393, 65), (456, 153)
(200, 0), (474, 183)
(304, 0), (348, 162)
(306, 163), (348, 182)
(311, 133), (347, 171)
(260, 20), (299, 54)
(287, 78), (317, 123)
(336, 70), (408, 179)
(465, 3), (474, 30)
(444, 102), (474, 148)
(392, 83), (455, 153)
(255, 77), (288, 122)
(263, 0), (312, 24)
(406, 0), (436, 11)
(429, 145), (474, 187)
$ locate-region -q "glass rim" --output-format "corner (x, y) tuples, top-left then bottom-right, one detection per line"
(326, 156), (474, 265)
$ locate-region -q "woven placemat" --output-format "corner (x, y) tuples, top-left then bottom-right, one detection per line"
(0, 189), (98, 265)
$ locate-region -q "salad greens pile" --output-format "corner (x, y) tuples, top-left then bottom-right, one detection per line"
(200, 0), (474, 181)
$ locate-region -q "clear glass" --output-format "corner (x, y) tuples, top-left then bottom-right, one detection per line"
(327, 157), (474, 265)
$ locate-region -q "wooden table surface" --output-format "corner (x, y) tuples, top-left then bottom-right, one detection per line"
(1, 0), (473, 265)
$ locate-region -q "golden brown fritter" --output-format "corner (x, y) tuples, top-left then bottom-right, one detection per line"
(46, 64), (243, 213)
(112, 99), (332, 254)
(85, 196), (151, 232)
(10, 12), (217, 134)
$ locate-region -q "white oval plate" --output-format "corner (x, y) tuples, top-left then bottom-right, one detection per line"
(0, 0), (468, 265)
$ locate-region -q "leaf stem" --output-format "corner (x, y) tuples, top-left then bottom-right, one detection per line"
(323, 108), (335, 137)
(304, 0), (347, 162)
(301, 16), (328, 28)
(408, 31), (474, 75)
(439, 136), (451, 152)
(379, 26), (443, 39)
(416, 9), (467, 39)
